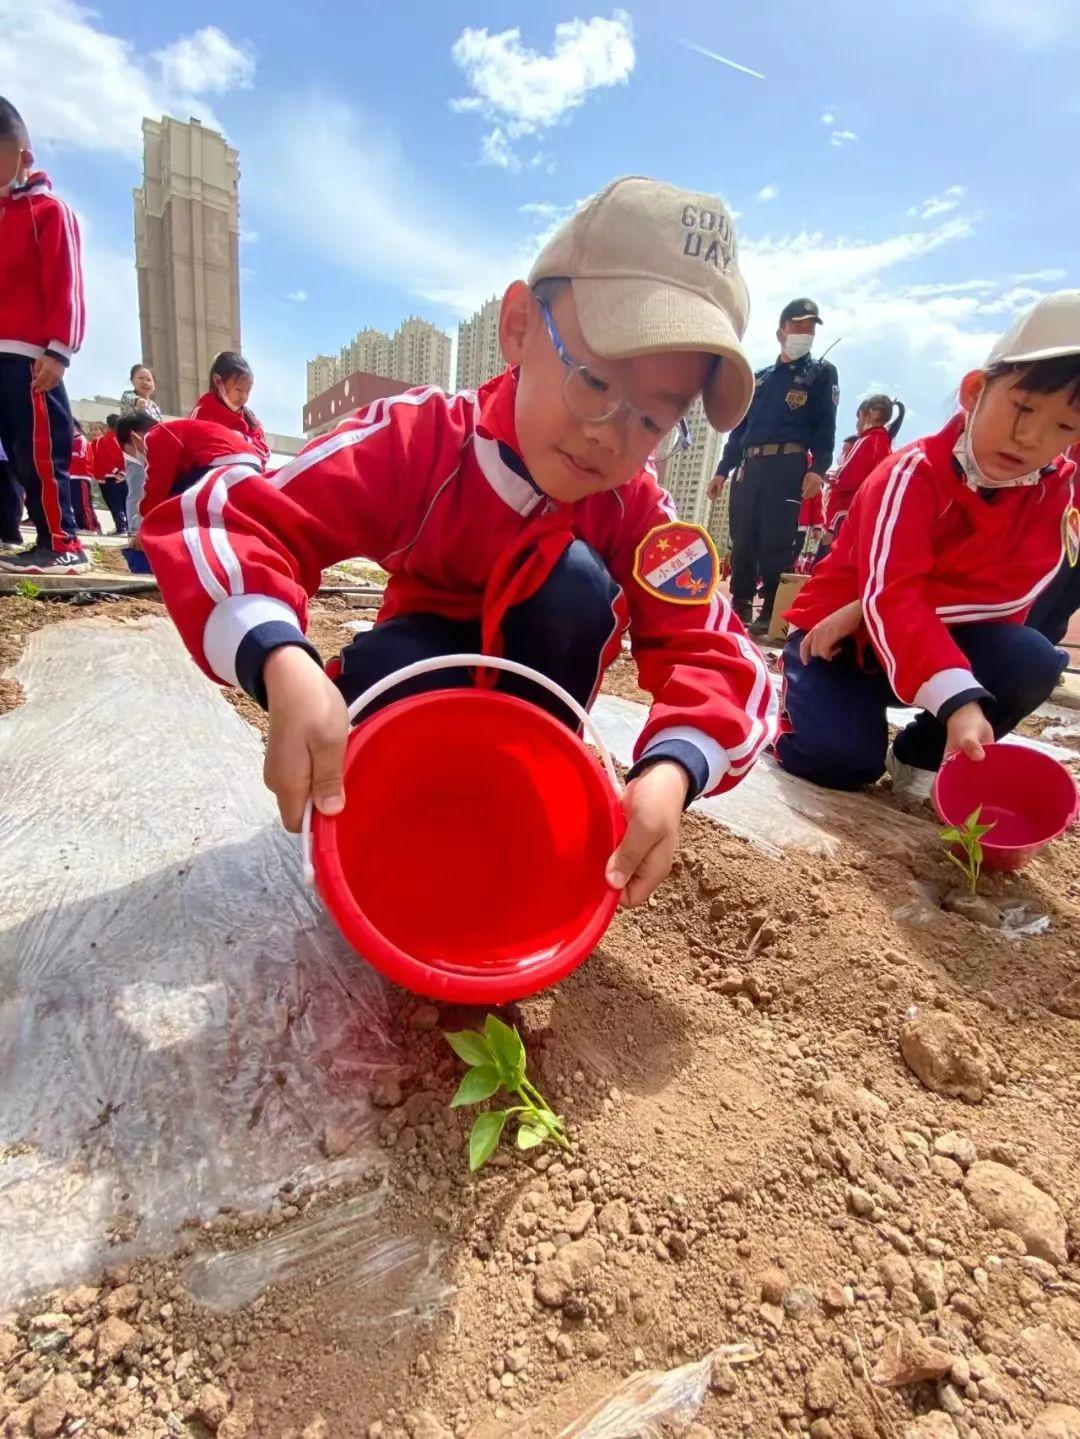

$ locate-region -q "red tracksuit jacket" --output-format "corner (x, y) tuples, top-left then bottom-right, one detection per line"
(70, 432), (94, 479)
(823, 425), (892, 531)
(92, 432), (124, 481)
(140, 419), (263, 521)
(0, 171), (85, 366)
(190, 391), (270, 462)
(787, 412), (1076, 716)
(143, 371), (777, 796)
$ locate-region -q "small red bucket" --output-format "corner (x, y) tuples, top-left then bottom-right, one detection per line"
(303, 654), (625, 1003)
(933, 742), (1079, 872)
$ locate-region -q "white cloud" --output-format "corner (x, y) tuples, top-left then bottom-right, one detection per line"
(0, 0), (253, 157)
(908, 185), (966, 220)
(451, 11), (635, 169)
(154, 26), (255, 95)
(963, 0), (1075, 47)
(830, 129), (858, 147)
(244, 98), (537, 317)
(756, 184), (778, 202)
(241, 229), (259, 245)
(820, 111), (835, 125)
(285, 290), (308, 303)
(735, 216), (1053, 437)
(1013, 268), (1066, 284)
(479, 127), (522, 173)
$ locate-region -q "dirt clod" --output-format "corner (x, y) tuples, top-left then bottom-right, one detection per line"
(963, 1161), (1068, 1265)
(899, 1009), (992, 1102)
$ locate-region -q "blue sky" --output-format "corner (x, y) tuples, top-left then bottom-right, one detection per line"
(7, 0), (1079, 440)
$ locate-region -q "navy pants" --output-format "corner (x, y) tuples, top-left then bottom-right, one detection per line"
(0, 458), (23, 544)
(100, 479), (129, 534)
(1028, 559), (1080, 648)
(0, 356), (78, 551)
(776, 623), (1067, 790)
(729, 451), (806, 612)
(334, 539), (620, 729)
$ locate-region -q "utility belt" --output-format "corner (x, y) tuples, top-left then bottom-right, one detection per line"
(744, 442), (807, 460)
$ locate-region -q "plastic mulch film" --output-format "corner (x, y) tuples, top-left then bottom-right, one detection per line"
(0, 618), (402, 1308)
(555, 1346), (759, 1438)
(591, 696), (932, 860)
(185, 1187), (453, 1333)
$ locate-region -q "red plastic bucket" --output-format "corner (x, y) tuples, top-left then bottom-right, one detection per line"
(933, 742), (1079, 872)
(304, 654), (625, 1003)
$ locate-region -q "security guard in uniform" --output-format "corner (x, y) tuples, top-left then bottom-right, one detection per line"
(710, 298), (838, 635)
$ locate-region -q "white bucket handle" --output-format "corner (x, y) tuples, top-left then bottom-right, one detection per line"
(300, 652), (622, 884)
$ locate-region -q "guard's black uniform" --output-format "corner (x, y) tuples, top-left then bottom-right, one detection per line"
(717, 353), (838, 620)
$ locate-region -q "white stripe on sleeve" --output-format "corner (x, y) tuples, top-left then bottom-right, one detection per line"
(914, 667), (981, 717)
(642, 725), (731, 792)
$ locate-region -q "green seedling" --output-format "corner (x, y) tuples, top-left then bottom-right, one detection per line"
(939, 805), (996, 896)
(445, 1015), (570, 1172)
(14, 579), (40, 600)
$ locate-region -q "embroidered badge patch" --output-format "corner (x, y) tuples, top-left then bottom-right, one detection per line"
(1064, 504), (1080, 568)
(785, 389), (808, 410)
(633, 522), (719, 605)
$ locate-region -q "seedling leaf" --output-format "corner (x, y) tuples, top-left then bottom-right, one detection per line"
(445, 1030), (493, 1067)
(451, 1064), (502, 1108)
(483, 1014), (526, 1088)
(469, 1110), (508, 1171)
(939, 803), (996, 896)
(516, 1124), (546, 1151)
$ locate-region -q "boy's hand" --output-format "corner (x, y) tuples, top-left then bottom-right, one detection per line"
(605, 760), (690, 908)
(799, 599), (863, 664)
(802, 471), (824, 499)
(263, 645), (349, 832)
(32, 355), (65, 393)
(945, 701), (994, 762)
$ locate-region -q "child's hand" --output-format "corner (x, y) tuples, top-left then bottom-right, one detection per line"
(945, 701), (994, 762)
(31, 355), (65, 393)
(263, 646), (349, 832)
(605, 760), (690, 908)
(799, 599), (862, 663)
(802, 471), (824, 499)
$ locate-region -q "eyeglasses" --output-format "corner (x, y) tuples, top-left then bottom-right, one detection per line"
(538, 301), (692, 464)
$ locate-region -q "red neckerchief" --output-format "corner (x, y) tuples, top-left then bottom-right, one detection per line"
(474, 368), (576, 682)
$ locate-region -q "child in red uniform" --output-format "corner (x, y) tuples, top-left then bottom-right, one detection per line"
(776, 293), (1080, 799)
(822, 394), (905, 540)
(190, 353), (270, 462)
(139, 418), (264, 525)
(69, 420), (102, 534)
(92, 414), (127, 535)
(144, 178), (778, 906)
(0, 98), (88, 575)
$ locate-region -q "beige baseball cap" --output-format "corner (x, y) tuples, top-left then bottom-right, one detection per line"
(986, 289), (1080, 365)
(528, 176), (753, 432)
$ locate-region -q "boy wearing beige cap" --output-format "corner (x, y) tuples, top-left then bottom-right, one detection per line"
(144, 177), (776, 906)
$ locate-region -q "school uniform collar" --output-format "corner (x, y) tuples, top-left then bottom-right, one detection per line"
(7, 170), (52, 200)
(472, 367), (545, 516)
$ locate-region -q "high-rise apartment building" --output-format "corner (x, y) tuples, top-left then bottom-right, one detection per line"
(308, 316), (451, 399)
(306, 355), (338, 401)
(456, 296), (503, 391)
(133, 116), (241, 416)
(658, 398), (723, 528)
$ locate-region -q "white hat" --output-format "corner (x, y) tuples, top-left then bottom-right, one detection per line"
(529, 176), (754, 432)
(986, 290), (1080, 365)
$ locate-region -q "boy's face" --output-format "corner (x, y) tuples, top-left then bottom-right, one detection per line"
(0, 137), (27, 193)
(962, 370), (1080, 484)
(501, 283), (710, 504)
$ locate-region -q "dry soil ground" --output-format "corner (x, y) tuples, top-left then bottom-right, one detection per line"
(2, 594), (1079, 1439)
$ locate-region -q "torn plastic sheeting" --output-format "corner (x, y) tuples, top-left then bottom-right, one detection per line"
(893, 881), (1051, 938)
(0, 617), (400, 1308)
(185, 1188), (452, 1325)
(555, 1346), (759, 1438)
(591, 695), (932, 860)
